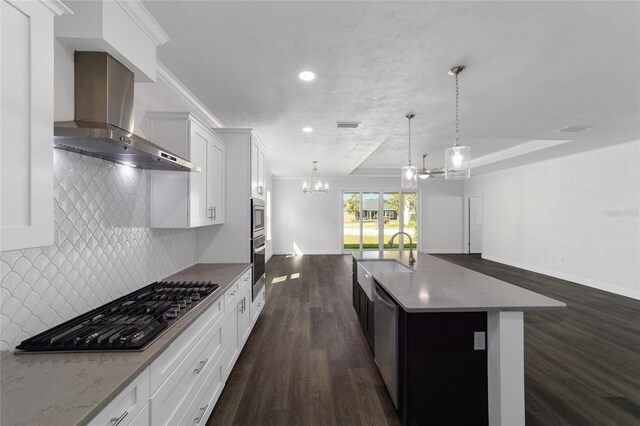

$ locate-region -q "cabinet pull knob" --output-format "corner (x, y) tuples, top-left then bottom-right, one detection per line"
(194, 358), (208, 374)
(194, 404), (209, 424)
(110, 411), (128, 426)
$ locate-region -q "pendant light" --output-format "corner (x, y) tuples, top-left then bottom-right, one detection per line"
(445, 66), (471, 180)
(401, 114), (418, 189)
(302, 161), (329, 194)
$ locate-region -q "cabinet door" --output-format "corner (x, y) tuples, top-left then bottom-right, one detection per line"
(257, 148), (265, 198)
(189, 123), (209, 227)
(237, 285), (252, 348)
(1, 0), (55, 251)
(250, 140), (259, 198)
(206, 138), (225, 224)
(222, 300), (239, 382)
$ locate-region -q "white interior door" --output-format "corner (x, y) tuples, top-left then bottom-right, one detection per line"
(469, 196), (483, 254)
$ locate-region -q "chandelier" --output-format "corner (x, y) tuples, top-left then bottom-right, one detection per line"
(302, 161), (329, 194)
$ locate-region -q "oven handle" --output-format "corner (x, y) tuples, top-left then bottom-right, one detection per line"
(254, 244), (266, 253)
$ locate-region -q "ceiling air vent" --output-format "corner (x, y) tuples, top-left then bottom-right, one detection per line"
(337, 121), (360, 129)
(556, 126), (591, 133)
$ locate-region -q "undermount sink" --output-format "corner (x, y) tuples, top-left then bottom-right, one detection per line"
(359, 260), (415, 274)
(357, 260), (414, 300)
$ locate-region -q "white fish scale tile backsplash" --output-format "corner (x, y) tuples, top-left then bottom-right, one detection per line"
(0, 150), (197, 351)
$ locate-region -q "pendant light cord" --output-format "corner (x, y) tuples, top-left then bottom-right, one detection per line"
(455, 71), (460, 146)
(408, 116), (412, 165)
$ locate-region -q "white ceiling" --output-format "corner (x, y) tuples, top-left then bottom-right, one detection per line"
(144, 1), (640, 177)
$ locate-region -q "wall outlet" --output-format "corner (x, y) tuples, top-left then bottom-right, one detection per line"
(474, 332), (486, 350)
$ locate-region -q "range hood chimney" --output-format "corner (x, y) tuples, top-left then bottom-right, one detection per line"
(54, 52), (200, 172)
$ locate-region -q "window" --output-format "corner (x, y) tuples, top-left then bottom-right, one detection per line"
(343, 191), (419, 251)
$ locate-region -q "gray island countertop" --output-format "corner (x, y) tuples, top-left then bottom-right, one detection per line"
(351, 250), (566, 312)
(0, 263), (251, 426)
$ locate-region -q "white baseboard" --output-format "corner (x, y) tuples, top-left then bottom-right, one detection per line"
(273, 249), (343, 255)
(421, 248), (465, 254)
(482, 254), (640, 301)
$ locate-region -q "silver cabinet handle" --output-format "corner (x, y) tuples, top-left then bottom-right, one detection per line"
(213, 206), (216, 220)
(194, 358), (208, 374)
(194, 404), (209, 424)
(110, 411), (128, 426)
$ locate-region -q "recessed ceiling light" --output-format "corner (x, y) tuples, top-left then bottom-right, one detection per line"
(302, 127), (313, 133)
(298, 71), (316, 81)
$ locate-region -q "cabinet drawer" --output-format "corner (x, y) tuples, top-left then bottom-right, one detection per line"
(224, 269), (250, 309)
(251, 286), (265, 326)
(239, 269), (252, 290)
(150, 317), (224, 426)
(223, 281), (240, 310)
(176, 353), (226, 426)
(149, 296), (223, 393)
(88, 369), (149, 426)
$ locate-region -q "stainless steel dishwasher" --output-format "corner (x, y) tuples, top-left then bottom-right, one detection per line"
(374, 282), (400, 409)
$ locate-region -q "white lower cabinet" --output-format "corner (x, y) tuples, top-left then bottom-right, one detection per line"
(88, 268), (263, 426)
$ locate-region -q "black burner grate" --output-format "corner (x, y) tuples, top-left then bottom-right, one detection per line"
(16, 281), (219, 352)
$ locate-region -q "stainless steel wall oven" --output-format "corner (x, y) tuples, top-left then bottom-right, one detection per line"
(251, 199), (266, 300)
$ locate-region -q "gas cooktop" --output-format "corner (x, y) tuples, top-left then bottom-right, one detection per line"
(16, 281), (219, 352)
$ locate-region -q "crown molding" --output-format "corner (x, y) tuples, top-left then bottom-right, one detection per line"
(40, 0), (72, 16)
(470, 139), (572, 169)
(115, 0), (170, 46)
(156, 61), (224, 129)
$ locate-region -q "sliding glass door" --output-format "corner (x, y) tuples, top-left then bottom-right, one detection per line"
(343, 191), (419, 251)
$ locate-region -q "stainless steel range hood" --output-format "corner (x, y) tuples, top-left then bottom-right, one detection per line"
(54, 52), (200, 172)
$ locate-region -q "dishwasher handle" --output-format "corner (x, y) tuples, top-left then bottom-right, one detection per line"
(374, 287), (397, 311)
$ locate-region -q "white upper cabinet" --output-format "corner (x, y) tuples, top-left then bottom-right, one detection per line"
(251, 137), (267, 200)
(149, 113), (225, 228)
(0, 0), (70, 252)
(207, 138), (226, 225)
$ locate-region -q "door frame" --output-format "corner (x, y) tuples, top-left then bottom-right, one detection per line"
(465, 195), (483, 254)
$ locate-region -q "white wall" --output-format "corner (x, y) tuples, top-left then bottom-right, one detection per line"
(272, 175), (465, 255)
(466, 141), (640, 299)
(422, 179), (465, 253)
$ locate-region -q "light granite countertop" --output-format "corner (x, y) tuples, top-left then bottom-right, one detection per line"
(0, 263), (251, 426)
(351, 250), (566, 312)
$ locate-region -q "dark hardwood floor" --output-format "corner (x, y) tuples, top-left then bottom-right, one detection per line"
(208, 254), (399, 426)
(433, 254), (640, 426)
(208, 253), (640, 425)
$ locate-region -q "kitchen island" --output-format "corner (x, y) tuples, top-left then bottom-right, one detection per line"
(351, 250), (565, 426)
